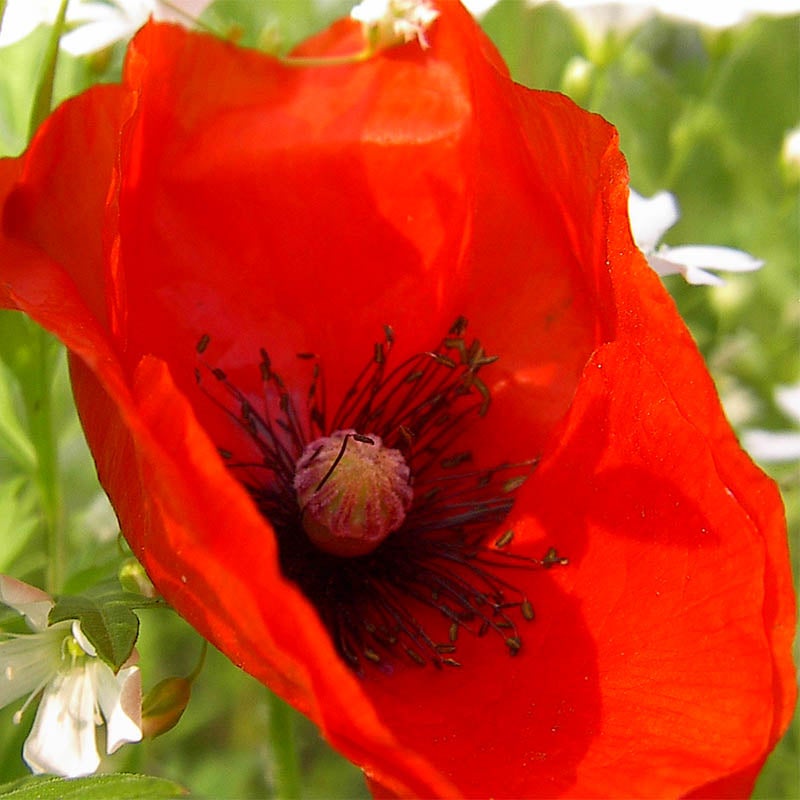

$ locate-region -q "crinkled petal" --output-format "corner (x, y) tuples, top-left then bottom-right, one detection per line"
(23, 665), (101, 777)
(0, 1), (794, 796)
(93, 661), (142, 753)
(0, 575), (53, 630)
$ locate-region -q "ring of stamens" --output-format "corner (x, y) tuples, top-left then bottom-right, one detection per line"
(195, 317), (567, 674)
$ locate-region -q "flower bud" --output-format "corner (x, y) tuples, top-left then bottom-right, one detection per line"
(141, 676), (192, 739)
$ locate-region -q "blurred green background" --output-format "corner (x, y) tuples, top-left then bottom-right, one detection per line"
(0, 1), (796, 797)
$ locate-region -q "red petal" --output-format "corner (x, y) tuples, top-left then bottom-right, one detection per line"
(69, 353), (455, 796)
(3, 84), (131, 327)
(0, 0), (793, 796)
(100, 3), (608, 455)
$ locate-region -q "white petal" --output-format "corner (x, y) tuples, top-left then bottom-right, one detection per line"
(680, 265), (727, 286)
(535, 0), (800, 30)
(644, 251), (727, 285)
(61, 18), (141, 54)
(0, 576), (53, 631)
(782, 126), (800, 173)
(23, 666), (101, 777)
(351, 0), (391, 23)
(65, 1), (129, 23)
(70, 621), (97, 657)
(660, 245), (764, 274)
(0, 627), (64, 708)
(94, 661), (142, 753)
(0, 0), (61, 47)
(152, 0), (215, 23)
(741, 430), (800, 464)
(628, 188), (679, 252)
(351, 0), (439, 48)
(461, 0), (501, 13)
(775, 384), (800, 424)
(647, 244), (763, 285)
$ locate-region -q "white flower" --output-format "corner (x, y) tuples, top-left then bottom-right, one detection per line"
(351, 0), (439, 49)
(0, 0), (213, 55)
(524, 1), (800, 32)
(628, 188), (763, 286)
(741, 384), (800, 464)
(0, 576), (142, 778)
(0, 0), (58, 47)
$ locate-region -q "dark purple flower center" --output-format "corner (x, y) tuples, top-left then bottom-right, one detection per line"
(195, 318), (566, 675)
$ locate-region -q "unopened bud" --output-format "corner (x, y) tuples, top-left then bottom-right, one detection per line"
(119, 559), (158, 599)
(141, 676), (192, 739)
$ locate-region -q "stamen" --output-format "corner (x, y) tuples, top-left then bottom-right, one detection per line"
(194, 320), (567, 673)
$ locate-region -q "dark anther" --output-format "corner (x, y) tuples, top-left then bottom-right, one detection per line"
(494, 530), (514, 549)
(193, 318), (566, 674)
(542, 547), (569, 568)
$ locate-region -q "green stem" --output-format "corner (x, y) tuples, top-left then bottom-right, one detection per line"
(187, 640), (208, 682)
(266, 690), (302, 800)
(27, 329), (64, 595)
(28, 0), (69, 141)
(20, 0), (69, 594)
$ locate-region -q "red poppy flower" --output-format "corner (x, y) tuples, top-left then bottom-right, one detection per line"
(0, 1), (795, 796)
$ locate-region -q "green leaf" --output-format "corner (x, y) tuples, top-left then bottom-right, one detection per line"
(481, 0), (585, 91)
(0, 27), (49, 156)
(48, 589), (162, 671)
(589, 38), (686, 188)
(0, 478), (38, 573)
(0, 774), (187, 799)
(0, 314), (61, 395)
(709, 16), (800, 161)
(0, 360), (35, 474)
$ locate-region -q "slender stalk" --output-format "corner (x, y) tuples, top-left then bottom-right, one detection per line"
(20, 0), (69, 594)
(28, 329), (64, 595)
(28, 0), (69, 140)
(266, 690), (302, 800)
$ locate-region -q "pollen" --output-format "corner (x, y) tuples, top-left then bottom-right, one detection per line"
(293, 430), (413, 557)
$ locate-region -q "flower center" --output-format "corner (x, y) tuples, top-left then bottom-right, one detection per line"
(293, 430), (413, 556)
(195, 318), (567, 674)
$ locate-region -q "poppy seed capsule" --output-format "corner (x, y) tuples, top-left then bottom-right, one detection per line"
(293, 429), (413, 557)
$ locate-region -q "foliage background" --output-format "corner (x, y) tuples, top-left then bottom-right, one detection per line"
(0, 1), (796, 797)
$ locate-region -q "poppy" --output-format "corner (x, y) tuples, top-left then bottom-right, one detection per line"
(0, 1), (794, 796)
